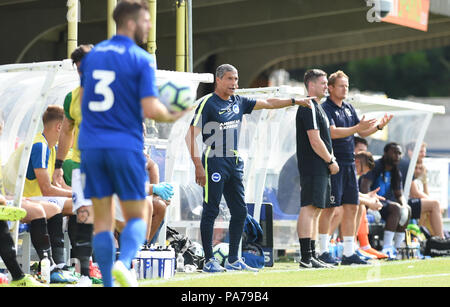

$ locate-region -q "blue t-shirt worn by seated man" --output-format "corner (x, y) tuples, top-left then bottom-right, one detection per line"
(79, 35), (159, 152)
(361, 158), (403, 202)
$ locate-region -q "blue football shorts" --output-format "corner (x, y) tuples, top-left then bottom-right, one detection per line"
(80, 148), (148, 201)
(328, 163), (360, 207)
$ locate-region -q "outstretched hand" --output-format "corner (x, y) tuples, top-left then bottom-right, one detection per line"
(378, 113), (394, 129)
(358, 115), (378, 132)
(366, 187), (384, 211)
(295, 97), (316, 109)
(368, 187), (385, 201)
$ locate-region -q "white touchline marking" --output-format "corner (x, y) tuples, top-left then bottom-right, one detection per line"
(137, 259), (450, 286)
(310, 273), (450, 287)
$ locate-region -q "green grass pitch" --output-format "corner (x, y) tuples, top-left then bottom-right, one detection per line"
(139, 257), (450, 287)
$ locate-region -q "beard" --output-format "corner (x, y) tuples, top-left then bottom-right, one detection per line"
(134, 28), (147, 46)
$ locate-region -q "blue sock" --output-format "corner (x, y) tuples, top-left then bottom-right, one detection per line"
(93, 231), (116, 287)
(118, 218), (147, 269)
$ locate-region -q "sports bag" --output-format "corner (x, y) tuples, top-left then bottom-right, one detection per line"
(242, 214), (265, 269)
(166, 226), (204, 269)
(424, 236), (450, 257)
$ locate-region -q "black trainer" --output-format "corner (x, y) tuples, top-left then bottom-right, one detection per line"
(299, 257), (330, 269)
(299, 260), (313, 269)
(313, 256), (336, 268)
(318, 252), (339, 266)
(341, 253), (368, 265)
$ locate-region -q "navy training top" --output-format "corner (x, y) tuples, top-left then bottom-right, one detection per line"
(322, 96), (360, 165)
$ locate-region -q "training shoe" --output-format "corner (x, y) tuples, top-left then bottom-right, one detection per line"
(202, 258), (226, 273)
(299, 257), (330, 269)
(356, 248), (377, 260)
(311, 257), (333, 268)
(66, 275), (93, 287)
(225, 258), (259, 272)
(341, 253), (368, 265)
(50, 268), (78, 284)
(10, 274), (47, 287)
(362, 247), (388, 259)
(112, 260), (138, 287)
(0, 206), (26, 221)
(89, 261), (103, 284)
(299, 260), (313, 269)
(318, 252), (339, 265)
(313, 257), (336, 268)
(382, 247), (398, 260)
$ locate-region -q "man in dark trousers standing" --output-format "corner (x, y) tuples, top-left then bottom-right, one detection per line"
(296, 69), (339, 268)
(186, 64), (313, 273)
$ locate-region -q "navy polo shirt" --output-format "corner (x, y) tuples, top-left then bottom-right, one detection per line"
(322, 97), (360, 164)
(190, 93), (256, 157)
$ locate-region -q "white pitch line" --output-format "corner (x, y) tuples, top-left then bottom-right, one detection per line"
(138, 259), (450, 287)
(310, 273), (450, 287)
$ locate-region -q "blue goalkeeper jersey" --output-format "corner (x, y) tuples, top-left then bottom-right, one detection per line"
(79, 35), (158, 152)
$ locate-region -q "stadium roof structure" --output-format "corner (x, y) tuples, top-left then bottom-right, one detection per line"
(1, 0), (450, 89)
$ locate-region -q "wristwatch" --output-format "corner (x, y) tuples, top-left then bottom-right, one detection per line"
(327, 157), (335, 166)
(55, 159), (64, 169)
(291, 98), (296, 106)
(377, 124), (383, 130)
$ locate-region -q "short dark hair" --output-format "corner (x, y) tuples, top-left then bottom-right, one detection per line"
(42, 105), (64, 125)
(356, 151), (375, 170)
(71, 44), (93, 64)
(304, 69), (327, 90)
(384, 142), (401, 153)
(113, 0), (148, 29)
(354, 136), (368, 147)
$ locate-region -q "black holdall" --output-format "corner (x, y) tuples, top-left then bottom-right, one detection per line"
(166, 226), (205, 269)
(424, 236), (450, 257)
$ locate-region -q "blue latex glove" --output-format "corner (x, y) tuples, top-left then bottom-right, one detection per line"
(152, 182), (174, 200)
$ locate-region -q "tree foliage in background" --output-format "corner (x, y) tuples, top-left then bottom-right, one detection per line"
(290, 46), (450, 99)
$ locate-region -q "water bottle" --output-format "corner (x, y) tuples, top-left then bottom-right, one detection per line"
(336, 239), (344, 261)
(176, 253), (184, 273)
(329, 239), (337, 259)
(40, 252), (51, 284)
(412, 238), (422, 259)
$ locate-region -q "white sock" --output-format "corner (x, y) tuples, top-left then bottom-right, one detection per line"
(343, 236), (355, 257)
(383, 231), (395, 248)
(56, 263), (66, 270)
(394, 232), (405, 248)
(318, 234), (329, 255)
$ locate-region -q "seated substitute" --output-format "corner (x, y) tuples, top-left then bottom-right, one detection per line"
(360, 143), (411, 259)
(398, 142), (444, 238)
(23, 105), (77, 282)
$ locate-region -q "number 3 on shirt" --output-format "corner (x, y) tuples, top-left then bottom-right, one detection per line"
(88, 70), (115, 112)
